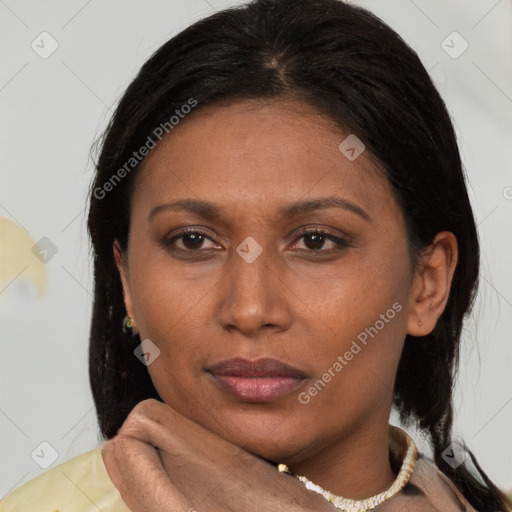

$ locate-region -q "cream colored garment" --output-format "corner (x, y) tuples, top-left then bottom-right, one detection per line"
(0, 426), (484, 511)
(0, 444), (131, 512)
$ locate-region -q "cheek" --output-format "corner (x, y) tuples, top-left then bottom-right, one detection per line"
(309, 301), (406, 396)
(295, 303), (407, 440)
(292, 244), (409, 344)
(128, 262), (210, 405)
(126, 269), (215, 400)
(129, 250), (214, 335)
(296, 248), (410, 401)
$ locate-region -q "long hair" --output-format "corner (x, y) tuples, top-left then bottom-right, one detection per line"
(86, 0), (511, 509)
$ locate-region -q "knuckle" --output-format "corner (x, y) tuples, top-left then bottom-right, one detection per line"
(129, 398), (161, 419)
(111, 434), (131, 451)
(118, 399), (163, 436)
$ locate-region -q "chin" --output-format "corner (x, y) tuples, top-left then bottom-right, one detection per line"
(224, 427), (308, 463)
(168, 394), (312, 460)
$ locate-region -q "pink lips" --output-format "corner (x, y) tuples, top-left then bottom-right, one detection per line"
(207, 357), (306, 402)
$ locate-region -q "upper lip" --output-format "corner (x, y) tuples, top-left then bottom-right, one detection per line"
(207, 357), (306, 378)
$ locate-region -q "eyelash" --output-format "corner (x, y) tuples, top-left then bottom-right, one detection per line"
(163, 227), (349, 254)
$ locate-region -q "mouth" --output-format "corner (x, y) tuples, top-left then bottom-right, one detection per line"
(206, 357), (307, 403)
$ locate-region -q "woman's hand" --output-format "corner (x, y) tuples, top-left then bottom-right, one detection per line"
(101, 398), (337, 512)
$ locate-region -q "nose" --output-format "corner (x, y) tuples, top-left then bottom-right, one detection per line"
(216, 244), (292, 338)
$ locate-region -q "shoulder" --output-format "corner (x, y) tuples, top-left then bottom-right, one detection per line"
(0, 446), (131, 512)
(379, 454), (478, 512)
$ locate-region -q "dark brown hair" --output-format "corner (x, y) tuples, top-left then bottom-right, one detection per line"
(87, 1), (511, 509)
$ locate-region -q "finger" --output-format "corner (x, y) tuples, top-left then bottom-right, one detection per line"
(116, 400), (337, 511)
(117, 400), (274, 510)
(118, 399), (259, 472)
(104, 435), (196, 512)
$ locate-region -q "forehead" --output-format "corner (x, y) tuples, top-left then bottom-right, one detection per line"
(132, 98), (395, 222)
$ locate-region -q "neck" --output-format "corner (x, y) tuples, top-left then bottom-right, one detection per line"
(282, 416), (396, 500)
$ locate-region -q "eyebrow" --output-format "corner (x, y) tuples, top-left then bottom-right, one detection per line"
(148, 196), (371, 222)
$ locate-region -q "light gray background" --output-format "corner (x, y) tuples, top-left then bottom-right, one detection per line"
(1, 0), (511, 498)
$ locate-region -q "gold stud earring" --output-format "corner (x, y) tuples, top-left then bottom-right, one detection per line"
(122, 315), (138, 337)
(418, 320), (422, 326)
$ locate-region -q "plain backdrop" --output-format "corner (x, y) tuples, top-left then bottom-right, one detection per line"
(1, 0), (511, 498)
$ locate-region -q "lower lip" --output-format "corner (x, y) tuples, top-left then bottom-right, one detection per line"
(209, 374), (305, 402)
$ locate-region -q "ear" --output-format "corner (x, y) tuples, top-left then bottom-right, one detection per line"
(406, 231), (458, 337)
(113, 240), (138, 334)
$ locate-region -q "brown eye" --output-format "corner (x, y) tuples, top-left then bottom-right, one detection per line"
(302, 232), (329, 251)
(291, 229), (349, 252)
(164, 229), (220, 251)
(180, 232), (208, 250)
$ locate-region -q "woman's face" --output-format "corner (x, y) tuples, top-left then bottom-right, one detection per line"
(117, 98), (417, 464)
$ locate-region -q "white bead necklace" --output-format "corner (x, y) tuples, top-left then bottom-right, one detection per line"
(277, 426), (419, 512)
